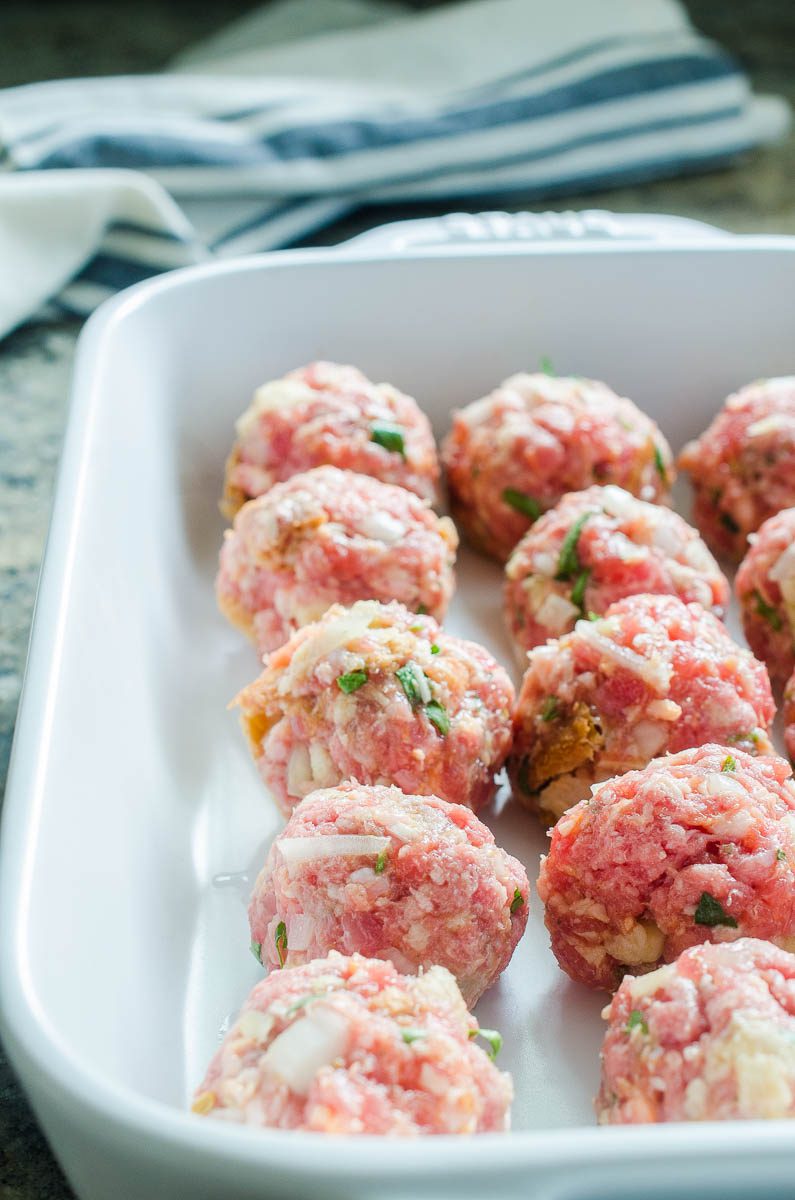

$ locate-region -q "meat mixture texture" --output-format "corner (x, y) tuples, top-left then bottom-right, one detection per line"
(538, 745), (795, 991)
(504, 485), (728, 658)
(248, 781), (529, 1006)
(235, 599), (515, 816)
(222, 361), (439, 517)
(217, 465), (458, 655)
(508, 593), (775, 824)
(735, 507), (795, 688)
(193, 952), (513, 1134)
(597, 938), (795, 1123)
(441, 373), (673, 562)
(679, 377), (795, 561)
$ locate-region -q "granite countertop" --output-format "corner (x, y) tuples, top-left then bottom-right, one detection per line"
(1, 2), (794, 1196)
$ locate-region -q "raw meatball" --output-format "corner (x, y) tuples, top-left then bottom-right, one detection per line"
(192, 952), (513, 1133)
(508, 594), (775, 824)
(736, 508), (795, 687)
(441, 373), (673, 562)
(538, 745), (795, 992)
(235, 600), (515, 816)
(217, 466), (458, 655)
(504, 485), (728, 657)
(248, 781), (529, 1006)
(597, 938), (795, 1123)
(679, 377), (795, 560)
(222, 361), (439, 517)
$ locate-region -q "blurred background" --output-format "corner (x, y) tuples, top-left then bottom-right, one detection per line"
(1, 2), (794, 1197)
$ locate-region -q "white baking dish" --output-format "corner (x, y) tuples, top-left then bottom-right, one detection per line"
(4, 214), (795, 1200)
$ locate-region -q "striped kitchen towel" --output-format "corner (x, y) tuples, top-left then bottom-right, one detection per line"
(0, 0), (789, 339)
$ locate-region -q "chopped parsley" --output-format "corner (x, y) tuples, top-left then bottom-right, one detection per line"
(720, 511), (741, 535)
(285, 994), (318, 1017)
(416, 603), (428, 615)
(425, 700), (450, 736)
(470, 1027), (503, 1061)
(721, 754), (737, 773)
(755, 590), (782, 631)
(510, 887), (525, 914)
(370, 423), (406, 457)
(337, 669), (368, 694)
(401, 1028), (426, 1045)
(556, 512), (593, 580)
(502, 488), (542, 522)
(726, 730), (760, 746)
(694, 892), (737, 928)
(626, 1010), (648, 1035)
(274, 920), (288, 967)
(374, 848), (388, 874)
(777, 848), (787, 862)
(430, 643), (440, 654)
(570, 567), (591, 613)
(396, 662), (428, 707)
(250, 939), (263, 965)
(540, 696), (559, 722)
(653, 444), (667, 481)
(539, 355), (555, 376)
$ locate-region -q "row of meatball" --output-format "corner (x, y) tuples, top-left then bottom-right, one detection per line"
(220, 358), (795, 565)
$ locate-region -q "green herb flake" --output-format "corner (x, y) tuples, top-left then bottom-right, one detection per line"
(588, 610), (599, 621)
(469, 1027), (503, 1061)
(426, 700), (450, 736)
(653, 444), (667, 481)
(337, 669), (368, 694)
(274, 920), (288, 967)
(720, 511), (741, 535)
(401, 1028), (426, 1045)
(430, 643), (440, 654)
(502, 488), (542, 522)
(416, 603), (428, 615)
(755, 590), (782, 631)
(777, 848), (787, 862)
(370, 423), (406, 457)
(539, 355), (555, 376)
(694, 892), (738, 928)
(510, 887), (525, 914)
(556, 512), (593, 581)
(570, 567), (591, 612)
(396, 662), (427, 707)
(250, 939), (263, 965)
(626, 1009), (649, 1035)
(540, 696), (559, 722)
(285, 994), (317, 1017)
(721, 754), (737, 773)
(374, 849), (388, 874)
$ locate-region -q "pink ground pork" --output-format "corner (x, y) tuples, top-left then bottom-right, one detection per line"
(235, 599), (515, 816)
(248, 781), (529, 1006)
(504, 485), (728, 658)
(735, 506), (795, 689)
(193, 952), (513, 1134)
(217, 465), (458, 655)
(679, 377), (795, 561)
(508, 593), (775, 823)
(222, 361), (440, 517)
(538, 745), (795, 991)
(597, 938), (795, 1123)
(442, 373), (673, 562)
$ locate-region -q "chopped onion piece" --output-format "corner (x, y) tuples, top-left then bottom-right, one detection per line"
(286, 914), (314, 952)
(283, 600), (379, 688)
(278, 835), (391, 866)
(236, 380), (316, 438)
(575, 619), (672, 693)
(286, 745), (314, 798)
(355, 511), (406, 544)
(536, 591), (580, 633)
(262, 1006), (348, 1095)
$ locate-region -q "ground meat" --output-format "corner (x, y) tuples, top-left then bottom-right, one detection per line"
(504, 485), (728, 658)
(784, 668), (795, 764)
(597, 938), (795, 1123)
(679, 377), (795, 561)
(222, 361), (439, 517)
(441, 373), (673, 562)
(509, 594), (775, 824)
(217, 466), (458, 655)
(736, 507), (795, 688)
(235, 600), (515, 816)
(538, 745), (795, 991)
(192, 952), (513, 1133)
(248, 781), (529, 1006)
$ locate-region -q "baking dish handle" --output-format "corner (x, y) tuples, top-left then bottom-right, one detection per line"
(341, 209), (732, 253)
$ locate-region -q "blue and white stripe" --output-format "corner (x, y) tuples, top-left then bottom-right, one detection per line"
(0, 0), (789, 334)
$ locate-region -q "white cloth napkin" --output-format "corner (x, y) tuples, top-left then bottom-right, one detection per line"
(0, 0), (789, 340)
